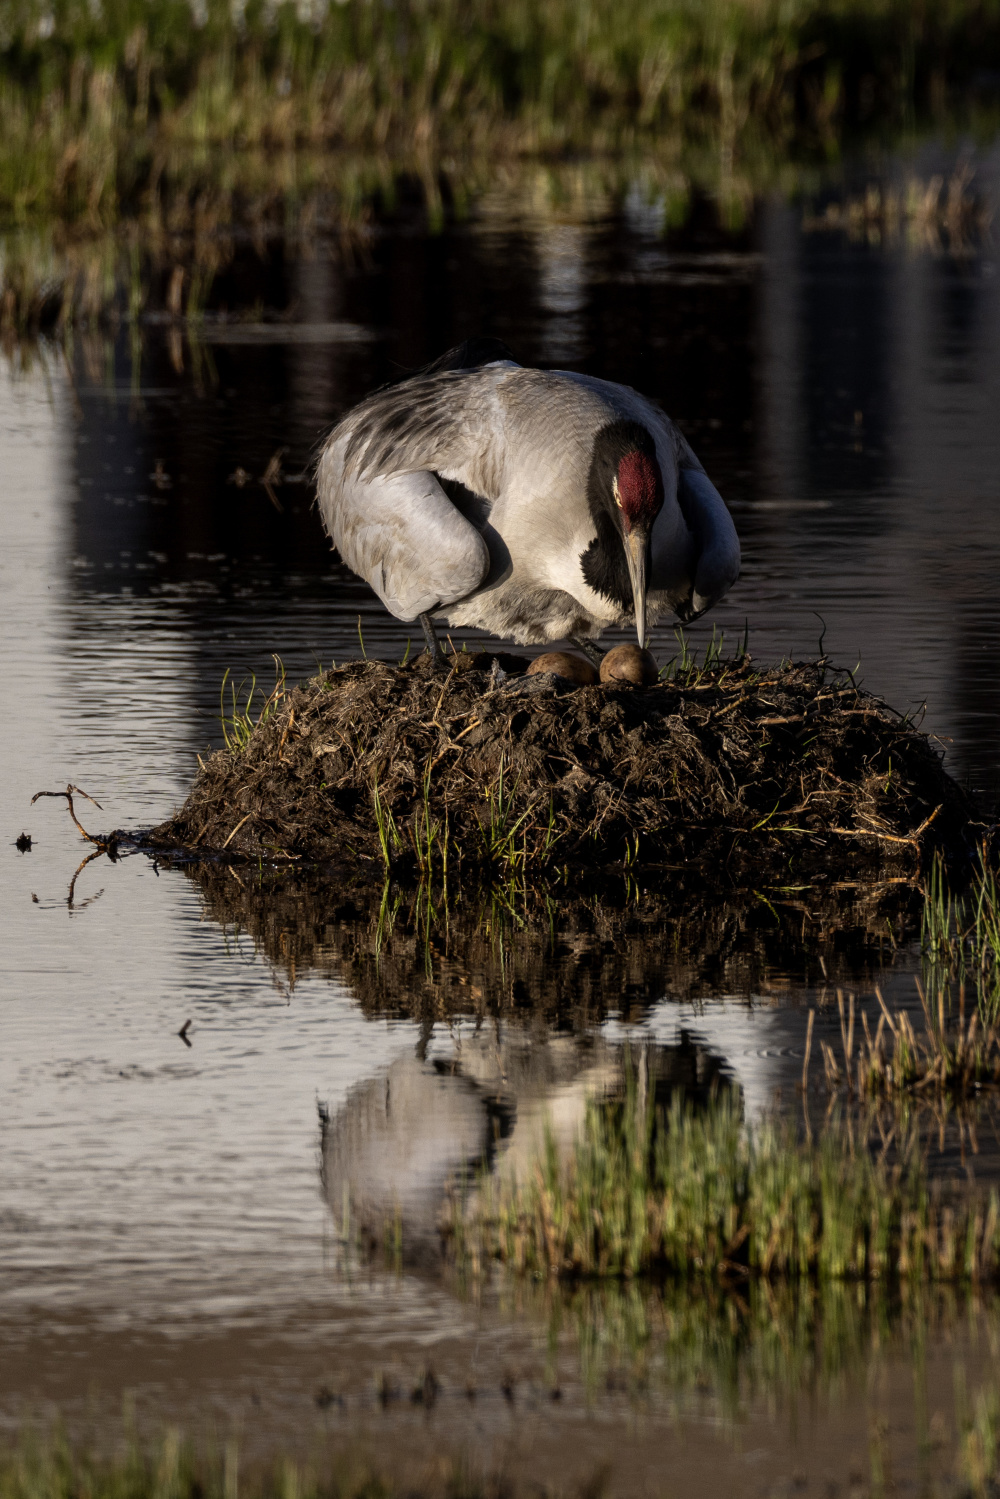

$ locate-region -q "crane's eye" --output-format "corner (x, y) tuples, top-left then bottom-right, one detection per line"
(612, 475), (623, 509)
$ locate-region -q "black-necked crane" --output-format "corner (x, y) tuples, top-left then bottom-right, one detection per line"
(316, 339), (740, 660)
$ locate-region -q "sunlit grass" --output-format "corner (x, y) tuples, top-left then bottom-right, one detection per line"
(449, 1083), (1000, 1283)
(922, 854), (1000, 1020)
(219, 656), (287, 756)
(0, 0), (998, 238)
(0, 1429), (506, 1499)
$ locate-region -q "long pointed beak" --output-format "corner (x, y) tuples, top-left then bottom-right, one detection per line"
(623, 529), (649, 649)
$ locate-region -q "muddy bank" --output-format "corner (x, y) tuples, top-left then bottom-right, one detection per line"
(151, 651), (979, 884)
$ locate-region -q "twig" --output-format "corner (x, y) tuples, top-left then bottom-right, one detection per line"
(222, 813), (251, 848)
(430, 665), (460, 727)
(67, 847), (104, 909)
(260, 447), (287, 512)
(837, 990), (849, 1072)
(31, 784), (105, 845)
(875, 986), (898, 1037)
(277, 708), (296, 759)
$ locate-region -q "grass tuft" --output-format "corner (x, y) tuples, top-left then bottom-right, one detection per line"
(0, 1429), (510, 1499)
(449, 1083), (1000, 1284)
(814, 982), (1000, 1100)
(922, 854), (1000, 1021)
(219, 656), (286, 757)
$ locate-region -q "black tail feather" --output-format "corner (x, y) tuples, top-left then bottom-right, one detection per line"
(405, 337), (517, 380)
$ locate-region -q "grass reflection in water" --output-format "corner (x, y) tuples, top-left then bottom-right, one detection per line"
(7, 1288), (1000, 1495)
(491, 1273), (981, 1417)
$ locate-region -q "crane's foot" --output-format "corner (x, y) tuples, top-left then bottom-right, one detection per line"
(570, 636), (606, 670)
(419, 612), (447, 664)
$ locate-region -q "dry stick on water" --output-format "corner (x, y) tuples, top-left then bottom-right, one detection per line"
(31, 785), (116, 909)
(28, 787), (115, 909)
(31, 784), (105, 844)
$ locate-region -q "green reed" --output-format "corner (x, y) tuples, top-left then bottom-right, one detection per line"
(372, 779), (402, 872)
(219, 656), (286, 755)
(370, 752), (559, 894)
(451, 1084), (1000, 1283)
(0, 1428), (499, 1499)
(922, 854), (1000, 1021)
(497, 1272), (989, 1425)
(2, 0), (999, 233)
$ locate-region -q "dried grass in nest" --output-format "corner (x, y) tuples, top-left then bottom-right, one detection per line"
(149, 651), (978, 884)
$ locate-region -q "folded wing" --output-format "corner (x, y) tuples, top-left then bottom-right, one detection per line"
(316, 452), (490, 622)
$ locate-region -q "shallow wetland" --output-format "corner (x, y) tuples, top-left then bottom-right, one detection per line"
(4, 130), (1000, 1496)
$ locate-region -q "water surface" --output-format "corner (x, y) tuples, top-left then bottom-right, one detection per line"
(3, 144), (1000, 1491)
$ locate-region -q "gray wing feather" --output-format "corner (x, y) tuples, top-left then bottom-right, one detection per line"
(316, 441), (489, 622)
(339, 367), (513, 484)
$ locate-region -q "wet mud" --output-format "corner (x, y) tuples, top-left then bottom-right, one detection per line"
(150, 652), (980, 885)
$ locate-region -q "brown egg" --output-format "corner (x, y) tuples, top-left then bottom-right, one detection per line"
(599, 644), (659, 686)
(526, 652), (599, 686)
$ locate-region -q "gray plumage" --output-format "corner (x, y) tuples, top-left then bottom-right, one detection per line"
(316, 351), (739, 645)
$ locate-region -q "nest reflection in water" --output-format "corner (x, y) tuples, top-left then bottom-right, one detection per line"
(179, 859), (912, 1023)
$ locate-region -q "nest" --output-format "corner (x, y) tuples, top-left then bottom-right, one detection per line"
(149, 649), (979, 886)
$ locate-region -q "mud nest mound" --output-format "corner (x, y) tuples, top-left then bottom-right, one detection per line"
(150, 651), (979, 884)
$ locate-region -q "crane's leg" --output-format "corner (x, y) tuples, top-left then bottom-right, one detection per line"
(571, 635), (606, 670)
(419, 612), (445, 659)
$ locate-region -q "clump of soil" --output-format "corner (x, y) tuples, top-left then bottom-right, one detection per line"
(149, 650), (978, 883)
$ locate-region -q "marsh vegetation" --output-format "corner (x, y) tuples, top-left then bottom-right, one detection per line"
(450, 1083), (1000, 1285)
(150, 645), (975, 886)
(0, 1430), (518, 1499)
(3, 0), (999, 224)
(0, 0), (997, 336)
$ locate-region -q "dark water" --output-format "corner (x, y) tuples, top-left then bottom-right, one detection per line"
(3, 145), (1000, 1492)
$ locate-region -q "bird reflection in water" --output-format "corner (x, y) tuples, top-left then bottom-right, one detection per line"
(320, 1030), (734, 1269)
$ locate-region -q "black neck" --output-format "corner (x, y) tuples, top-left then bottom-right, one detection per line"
(579, 419), (656, 608)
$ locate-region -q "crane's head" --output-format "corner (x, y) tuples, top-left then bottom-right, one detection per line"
(583, 421), (664, 648)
